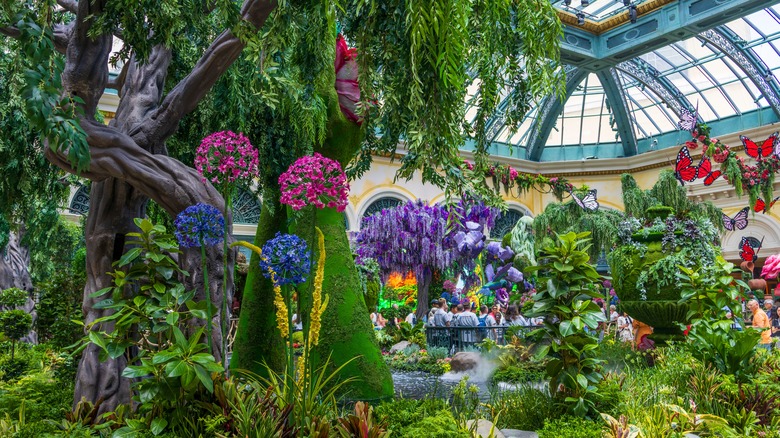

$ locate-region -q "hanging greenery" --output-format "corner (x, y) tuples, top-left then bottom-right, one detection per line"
(621, 171), (723, 231)
(532, 197), (624, 260)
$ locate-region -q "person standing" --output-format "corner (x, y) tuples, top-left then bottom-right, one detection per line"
(617, 311), (633, 343)
(749, 299), (772, 350)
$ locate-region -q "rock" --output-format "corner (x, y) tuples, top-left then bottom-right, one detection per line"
(389, 341), (410, 354)
(450, 351), (481, 372)
(466, 419), (505, 438)
(501, 430), (538, 438)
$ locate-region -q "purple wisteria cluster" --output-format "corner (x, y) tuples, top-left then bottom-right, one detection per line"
(174, 203), (225, 248)
(195, 131), (259, 185)
(279, 153), (350, 212)
(259, 232), (312, 286)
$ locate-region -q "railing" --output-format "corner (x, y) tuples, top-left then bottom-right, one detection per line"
(425, 325), (537, 353)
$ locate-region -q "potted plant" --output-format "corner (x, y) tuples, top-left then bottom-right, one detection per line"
(608, 172), (723, 342)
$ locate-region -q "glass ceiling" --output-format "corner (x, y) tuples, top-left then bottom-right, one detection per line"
(551, 0), (646, 22)
(466, 5), (780, 161)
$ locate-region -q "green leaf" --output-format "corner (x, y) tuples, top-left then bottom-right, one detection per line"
(165, 360), (188, 378)
(133, 295), (147, 307)
(193, 364), (214, 393)
(150, 418), (168, 436)
(559, 320), (573, 337)
(172, 326), (188, 349)
(122, 365), (152, 379)
(107, 342), (126, 359)
(89, 287), (114, 298)
(88, 331), (108, 351)
(165, 312), (179, 326)
(153, 283), (166, 295)
(152, 350), (180, 365)
(118, 247), (143, 267)
(576, 373), (587, 388)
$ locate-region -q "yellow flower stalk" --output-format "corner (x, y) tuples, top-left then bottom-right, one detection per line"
(230, 241), (289, 338)
(308, 227), (328, 347)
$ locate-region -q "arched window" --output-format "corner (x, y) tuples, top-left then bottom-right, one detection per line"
(361, 197), (403, 219)
(69, 186), (91, 216)
(491, 208), (524, 240)
(232, 187), (262, 225)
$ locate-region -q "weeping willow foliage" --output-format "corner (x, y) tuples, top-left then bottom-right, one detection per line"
(342, 0), (565, 202)
(533, 201), (625, 260)
(621, 171), (723, 230)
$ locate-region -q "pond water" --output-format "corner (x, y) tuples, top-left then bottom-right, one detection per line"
(391, 370), (495, 400)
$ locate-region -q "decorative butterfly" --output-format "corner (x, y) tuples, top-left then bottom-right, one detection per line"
(722, 207), (749, 231)
(696, 155), (722, 186)
(568, 189), (599, 212)
(753, 196), (780, 214)
(739, 236), (763, 262)
(674, 146), (698, 185)
(741, 132), (778, 160)
(677, 105), (698, 132)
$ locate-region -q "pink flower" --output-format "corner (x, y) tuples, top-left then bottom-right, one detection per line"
(279, 153), (350, 212)
(195, 131), (259, 186)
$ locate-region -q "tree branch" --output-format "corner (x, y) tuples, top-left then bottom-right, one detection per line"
(56, 0), (79, 14)
(130, 0), (277, 147)
(0, 26), (21, 39)
(53, 22), (73, 54)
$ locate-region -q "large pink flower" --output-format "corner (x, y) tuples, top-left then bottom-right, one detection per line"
(335, 35), (361, 124)
(762, 254), (780, 279)
(195, 131), (259, 186)
(279, 153), (350, 212)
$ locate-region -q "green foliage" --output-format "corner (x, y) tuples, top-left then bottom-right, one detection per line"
(532, 200), (624, 260)
(678, 259), (760, 380)
(537, 415), (602, 438)
(620, 172), (723, 229)
(526, 232), (607, 417)
(374, 398), (451, 433)
(0, 310), (31, 359)
(488, 384), (558, 431)
(85, 218), (221, 436)
(396, 410), (468, 438)
(343, 0), (564, 201)
(0, 288), (27, 308)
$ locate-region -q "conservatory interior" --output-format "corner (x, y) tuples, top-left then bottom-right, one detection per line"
(4, 0), (780, 437)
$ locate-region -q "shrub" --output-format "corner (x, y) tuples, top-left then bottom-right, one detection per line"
(374, 398), (450, 433)
(490, 385), (557, 431)
(397, 410), (468, 438)
(537, 415), (602, 438)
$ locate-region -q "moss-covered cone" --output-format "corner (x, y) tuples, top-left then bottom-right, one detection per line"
(296, 206), (393, 400)
(230, 187), (287, 376)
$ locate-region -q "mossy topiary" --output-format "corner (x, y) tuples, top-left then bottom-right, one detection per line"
(230, 187), (286, 377)
(645, 205), (675, 222)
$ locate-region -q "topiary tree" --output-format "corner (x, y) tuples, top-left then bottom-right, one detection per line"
(0, 287), (32, 359)
(2, 0), (563, 409)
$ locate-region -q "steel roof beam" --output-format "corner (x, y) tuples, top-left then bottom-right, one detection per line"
(698, 26), (780, 118)
(615, 58), (697, 117)
(597, 69), (639, 157)
(560, 0), (780, 70)
(526, 67), (590, 161)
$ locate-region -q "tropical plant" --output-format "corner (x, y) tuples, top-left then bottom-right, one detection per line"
(526, 231), (607, 417)
(85, 218), (221, 435)
(677, 258), (760, 380)
(0, 287), (31, 360)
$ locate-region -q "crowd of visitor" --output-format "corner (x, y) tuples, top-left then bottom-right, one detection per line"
(366, 291), (780, 350)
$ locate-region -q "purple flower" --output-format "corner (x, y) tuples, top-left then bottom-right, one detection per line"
(506, 267), (523, 283)
(174, 203), (225, 248)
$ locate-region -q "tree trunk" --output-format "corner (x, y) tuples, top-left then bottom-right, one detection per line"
(0, 231), (37, 344)
(300, 105), (393, 400)
(415, 268), (432, 321)
(230, 186), (286, 376)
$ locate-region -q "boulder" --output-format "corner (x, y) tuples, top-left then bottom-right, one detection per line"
(389, 341), (410, 354)
(466, 419), (505, 438)
(450, 351), (481, 372)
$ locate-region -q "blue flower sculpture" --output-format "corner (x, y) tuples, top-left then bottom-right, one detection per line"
(259, 232), (312, 286)
(174, 203), (225, 248)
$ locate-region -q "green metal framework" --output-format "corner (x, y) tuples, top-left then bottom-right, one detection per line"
(466, 2), (780, 161)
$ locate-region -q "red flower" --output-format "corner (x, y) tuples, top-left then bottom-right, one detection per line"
(335, 35), (362, 124)
(683, 324), (692, 336)
(685, 140), (698, 150)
